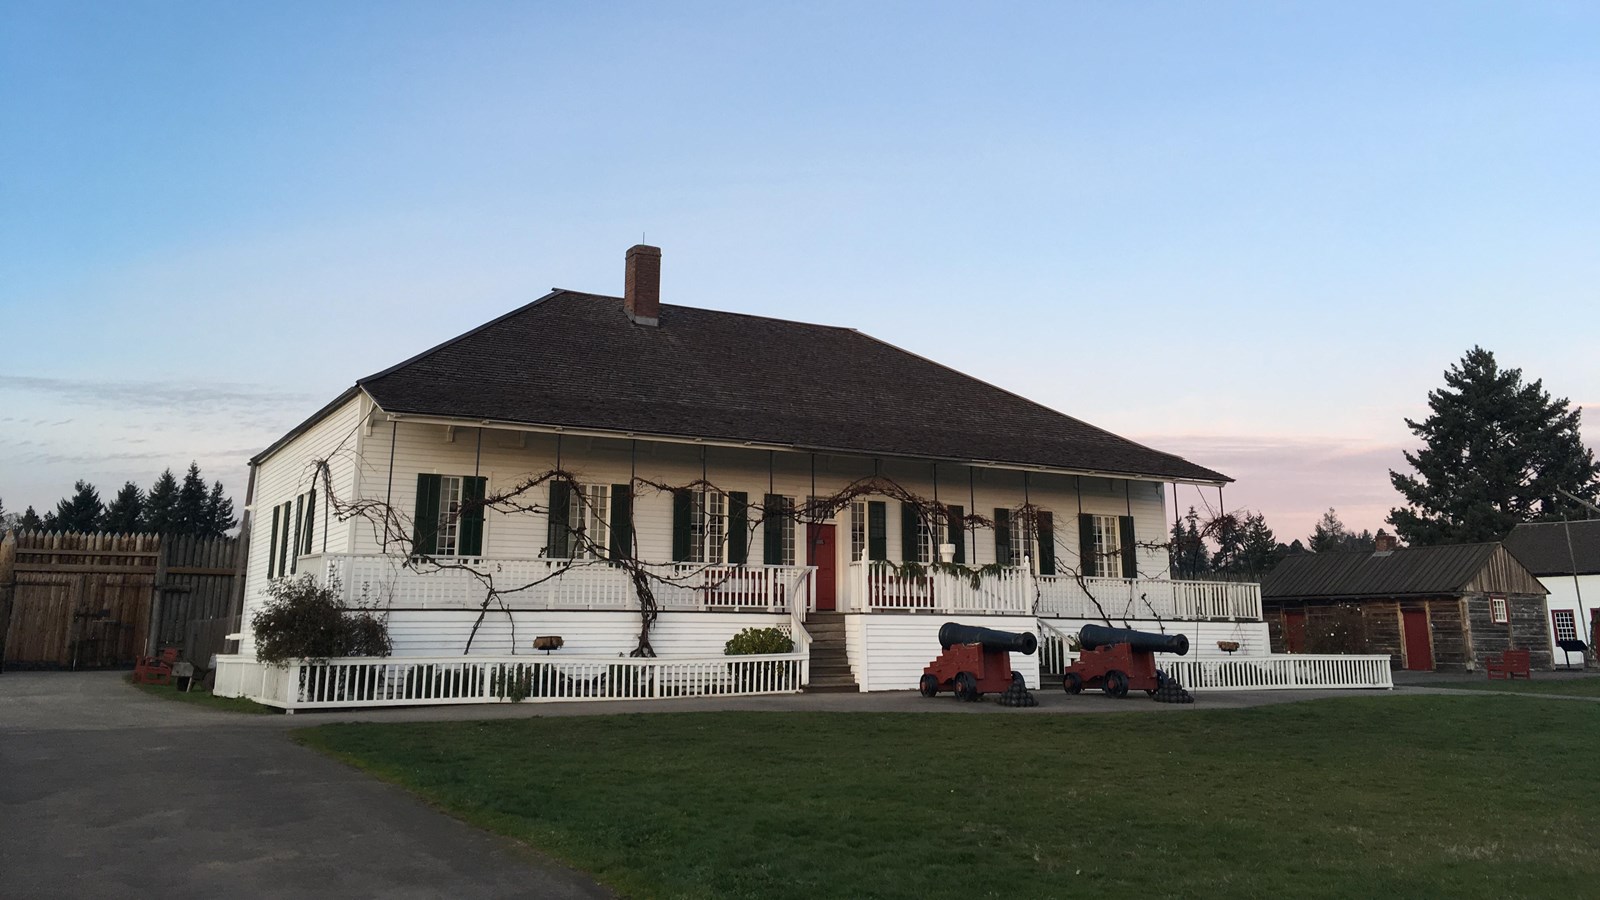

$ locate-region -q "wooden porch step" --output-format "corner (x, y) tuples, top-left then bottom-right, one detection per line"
(804, 675), (860, 693)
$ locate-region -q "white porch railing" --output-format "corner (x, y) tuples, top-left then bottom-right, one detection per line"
(1035, 575), (1261, 621)
(214, 651), (809, 712)
(1162, 655), (1393, 691)
(841, 562), (1261, 620)
(301, 553), (814, 614)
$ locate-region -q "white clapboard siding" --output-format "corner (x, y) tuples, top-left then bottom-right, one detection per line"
(848, 614), (1040, 693)
(382, 609), (787, 657)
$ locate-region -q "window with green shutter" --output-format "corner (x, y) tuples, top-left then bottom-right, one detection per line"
(1036, 511), (1055, 575)
(609, 484), (632, 560)
(413, 474), (443, 557)
(1119, 515), (1137, 579)
(994, 508), (1012, 566)
(671, 489), (692, 562)
(546, 480), (572, 558)
(728, 492), (749, 565)
(267, 505), (280, 578)
(947, 505), (965, 564)
(459, 476), (487, 557)
(1078, 513), (1097, 577)
(303, 488), (317, 555)
(867, 501), (887, 561)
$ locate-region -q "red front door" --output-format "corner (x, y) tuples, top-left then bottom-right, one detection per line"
(1402, 609), (1433, 670)
(807, 524), (837, 611)
(1283, 611), (1307, 653)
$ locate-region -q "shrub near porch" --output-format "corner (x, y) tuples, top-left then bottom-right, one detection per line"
(297, 696), (1600, 899)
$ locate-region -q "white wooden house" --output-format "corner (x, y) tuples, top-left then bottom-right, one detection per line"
(1504, 520), (1600, 667)
(217, 245), (1282, 706)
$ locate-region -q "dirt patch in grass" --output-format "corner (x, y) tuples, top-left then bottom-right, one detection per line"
(297, 696), (1600, 899)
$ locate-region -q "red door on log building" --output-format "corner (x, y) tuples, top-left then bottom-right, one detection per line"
(1283, 611), (1307, 653)
(1402, 609), (1433, 670)
(807, 524), (837, 611)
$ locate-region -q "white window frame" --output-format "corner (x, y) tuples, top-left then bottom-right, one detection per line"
(690, 489), (726, 565)
(775, 495), (796, 567)
(1552, 609), (1578, 642)
(914, 511), (933, 565)
(1092, 514), (1124, 579)
(570, 484), (610, 560)
(436, 476), (464, 556)
(1489, 595), (1508, 624)
(850, 500), (867, 563)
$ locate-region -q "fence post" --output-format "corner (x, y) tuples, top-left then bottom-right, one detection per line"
(0, 530), (15, 674)
(146, 536), (168, 657)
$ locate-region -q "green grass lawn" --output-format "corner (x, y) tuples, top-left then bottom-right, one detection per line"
(297, 697), (1600, 899)
(1443, 676), (1600, 697)
(130, 677), (276, 714)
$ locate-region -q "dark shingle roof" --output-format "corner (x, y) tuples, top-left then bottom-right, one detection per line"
(1503, 520), (1600, 576)
(1262, 543), (1503, 599)
(354, 291), (1229, 483)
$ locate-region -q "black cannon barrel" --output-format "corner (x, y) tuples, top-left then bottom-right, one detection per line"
(938, 622), (1038, 655)
(1078, 624), (1189, 656)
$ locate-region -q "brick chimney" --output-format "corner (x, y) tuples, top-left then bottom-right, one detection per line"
(1374, 531), (1398, 553)
(624, 244), (661, 326)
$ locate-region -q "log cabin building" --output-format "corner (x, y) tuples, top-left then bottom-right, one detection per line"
(1261, 538), (1551, 671)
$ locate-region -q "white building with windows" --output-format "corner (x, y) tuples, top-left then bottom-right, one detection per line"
(1504, 520), (1600, 667)
(218, 245), (1277, 706)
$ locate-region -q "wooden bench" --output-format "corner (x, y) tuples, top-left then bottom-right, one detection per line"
(1486, 649), (1531, 680)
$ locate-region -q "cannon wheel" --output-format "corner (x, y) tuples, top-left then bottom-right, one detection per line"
(954, 672), (979, 702)
(1103, 670), (1129, 699)
(1147, 670), (1167, 697)
(1063, 672), (1083, 694)
(919, 674), (939, 698)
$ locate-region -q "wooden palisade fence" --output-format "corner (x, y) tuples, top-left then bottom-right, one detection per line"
(0, 530), (240, 671)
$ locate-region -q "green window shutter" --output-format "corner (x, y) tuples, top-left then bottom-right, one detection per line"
(671, 489), (692, 562)
(304, 488), (316, 554)
(1119, 515), (1138, 579)
(267, 505), (280, 578)
(762, 494), (784, 565)
(278, 502), (291, 573)
(867, 501), (888, 561)
(1036, 511), (1055, 576)
(728, 492), (750, 565)
(413, 475), (442, 557)
(994, 508), (1011, 566)
(948, 505), (965, 564)
(900, 502), (920, 563)
(546, 481), (571, 558)
(290, 496), (302, 573)
(609, 484), (632, 560)
(1078, 513), (1096, 578)
(459, 477), (487, 557)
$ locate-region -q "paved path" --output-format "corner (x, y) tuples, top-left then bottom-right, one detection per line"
(0, 672), (612, 900)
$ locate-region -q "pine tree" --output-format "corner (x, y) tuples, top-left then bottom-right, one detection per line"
(19, 505), (43, 530)
(142, 469), (180, 534)
(51, 481), (105, 532)
(101, 482), (145, 533)
(175, 462), (209, 536)
(204, 480), (237, 537)
(1210, 513), (1245, 573)
(1168, 506), (1209, 579)
(1390, 346), (1600, 544)
(1237, 512), (1281, 576)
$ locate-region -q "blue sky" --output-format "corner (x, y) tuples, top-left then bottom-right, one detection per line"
(2, 2), (1596, 539)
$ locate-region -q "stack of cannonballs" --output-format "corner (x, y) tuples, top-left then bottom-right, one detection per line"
(1151, 671), (1195, 704)
(996, 675), (1039, 707)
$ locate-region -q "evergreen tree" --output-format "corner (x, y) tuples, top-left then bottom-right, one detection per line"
(1168, 506), (1209, 579)
(1237, 512), (1281, 576)
(19, 505), (43, 530)
(51, 481), (105, 532)
(1389, 346), (1600, 544)
(204, 480), (237, 537)
(1308, 508), (1351, 553)
(175, 462), (209, 536)
(101, 482), (145, 533)
(1210, 513), (1245, 573)
(142, 469), (180, 534)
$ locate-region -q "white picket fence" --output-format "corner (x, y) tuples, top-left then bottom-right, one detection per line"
(213, 651), (809, 712)
(1161, 655), (1393, 691)
(1034, 576), (1261, 621)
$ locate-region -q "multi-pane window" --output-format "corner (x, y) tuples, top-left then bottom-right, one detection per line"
(1553, 609), (1578, 642)
(1009, 515), (1034, 569)
(775, 495), (796, 566)
(690, 489), (726, 564)
(850, 500), (867, 562)
(435, 476), (464, 556)
(1092, 514), (1124, 578)
(570, 484), (610, 559)
(1490, 596), (1509, 624)
(914, 512), (934, 564)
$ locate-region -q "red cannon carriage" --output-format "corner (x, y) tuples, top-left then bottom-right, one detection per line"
(1063, 624), (1188, 699)
(920, 622), (1038, 702)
